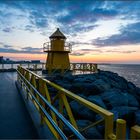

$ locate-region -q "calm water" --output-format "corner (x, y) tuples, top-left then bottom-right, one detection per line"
(98, 64), (140, 87)
(0, 63), (140, 87)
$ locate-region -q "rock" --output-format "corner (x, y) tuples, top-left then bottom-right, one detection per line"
(71, 82), (101, 95)
(128, 82), (136, 90)
(135, 88), (140, 102)
(61, 83), (72, 90)
(64, 120), (102, 139)
(101, 90), (139, 108)
(87, 95), (107, 109)
(101, 90), (128, 109)
(82, 127), (103, 139)
(111, 106), (138, 126)
(99, 71), (118, 78)
(44, 70), (140, 137)
(92, 79), (111, 92)
(71, 83), (84, 93)
(82, 83), (101, 95)
(70, 101), (96, 121)
(73, 78), (85, 83)
(76, 120), (92, 129)
(99, 71), (128, 90)
(135, 110), (140, 125)
(109, 79), (123, 89)
(123, 93), (139, 107)
(63, 75), (74, 83)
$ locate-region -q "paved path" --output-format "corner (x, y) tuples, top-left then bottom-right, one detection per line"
(0, 72), (38, 139)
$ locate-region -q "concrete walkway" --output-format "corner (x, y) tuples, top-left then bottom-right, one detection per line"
(0, 72), (38, 139)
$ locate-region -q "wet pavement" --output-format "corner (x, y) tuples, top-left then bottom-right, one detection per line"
(0, 72), (38, 139)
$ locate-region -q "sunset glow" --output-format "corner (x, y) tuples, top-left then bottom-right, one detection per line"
(0, 0), (140, 64)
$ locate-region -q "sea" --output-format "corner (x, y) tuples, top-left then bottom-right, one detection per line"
(98, 64), (140, 88)
(0, 63), (140, 88)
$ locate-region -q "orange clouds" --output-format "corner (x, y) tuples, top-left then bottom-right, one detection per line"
(0, 51), (140, 64)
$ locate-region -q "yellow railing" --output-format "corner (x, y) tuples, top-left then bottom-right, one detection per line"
(17, 66), (140, 139)
(131, 125), (140, 139)
(0, 63), (97, 73)
(70, 63), (98, 73)
(0, 63), (45, 71)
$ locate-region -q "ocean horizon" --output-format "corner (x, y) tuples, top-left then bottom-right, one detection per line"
(0, 63), (140, 88)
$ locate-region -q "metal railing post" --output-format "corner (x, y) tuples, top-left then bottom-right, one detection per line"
(38, 78), (46, 125)
(11, 64), (13, 69)
(2, 64), (4, 69)
(116, 119), (126, 140)
(104, 114), (114, 139)
(28, 63), (30, 69)
(131, 125), (140, 139)
(94, 64), (98, 72)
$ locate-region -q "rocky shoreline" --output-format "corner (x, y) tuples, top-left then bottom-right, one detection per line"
(46, 70), (140, 138)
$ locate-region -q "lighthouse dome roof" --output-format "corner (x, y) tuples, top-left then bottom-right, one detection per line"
(49, 28), (66, 39)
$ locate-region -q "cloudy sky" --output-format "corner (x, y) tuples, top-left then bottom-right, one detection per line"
(0, 0), (140, 64)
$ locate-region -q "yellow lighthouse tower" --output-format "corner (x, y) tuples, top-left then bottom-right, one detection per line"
(43, 28), (72, 74)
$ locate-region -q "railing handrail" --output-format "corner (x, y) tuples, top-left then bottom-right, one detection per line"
(17, 66), (114, 139)
(17, 68), (85, 140)
(19, 66), (111, 117)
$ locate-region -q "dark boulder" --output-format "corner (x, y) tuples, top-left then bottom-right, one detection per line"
(135, 87), (140, 102)
(82, 83), (101, 96)
(73, 78), (85, 83)
(99, 71), (128, 90)
(71, 83), (84, 93)
(63, 75), (74, 83)
(70, 101), (96, 121)
(76, 120), (92, 129)
(101, 90), (128, 109)
(99, 71), (118, 78)
(71, 82), (101, 95)
(135, 110), (140, 125)
(92, 79), (111, 92)
(127, 82), (136, 90)
(123, 93), (139, 107)
(82, 127), (103, 139)
(101, 90), (139, 108)
(77, 120), (103, 139)
(87, 95), (107, 109)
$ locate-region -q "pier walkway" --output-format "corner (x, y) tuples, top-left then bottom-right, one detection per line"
(0, 72), (38, 139)
(0, 69), (140, 139)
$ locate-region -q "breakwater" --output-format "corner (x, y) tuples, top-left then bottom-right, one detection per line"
(46, 70), (140, 138)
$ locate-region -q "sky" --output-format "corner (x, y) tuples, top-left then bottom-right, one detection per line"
(0, 0), (140, 64)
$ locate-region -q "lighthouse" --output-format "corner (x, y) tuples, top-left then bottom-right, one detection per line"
(43, 28), (72, 74)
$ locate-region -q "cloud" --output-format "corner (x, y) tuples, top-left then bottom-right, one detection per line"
(3, 44), (13, 48)
(0, 44), (43, 54)
(29, 10), (48, 28)
(70, 41), (93, 46)
(106, 50), (136, 54)
(57, 1), (118, 24)
(71, 48), (103, 56)
(70, 47), (137, 56)
(2, 27), (12, 33)
(0, 0), (140, 56)
(24, 25), (34, 32)
(0, 0), (119, 32)
(22, 46), (42, 52)
(92, 22), (140, 47)
(70, 52), (85, 56)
